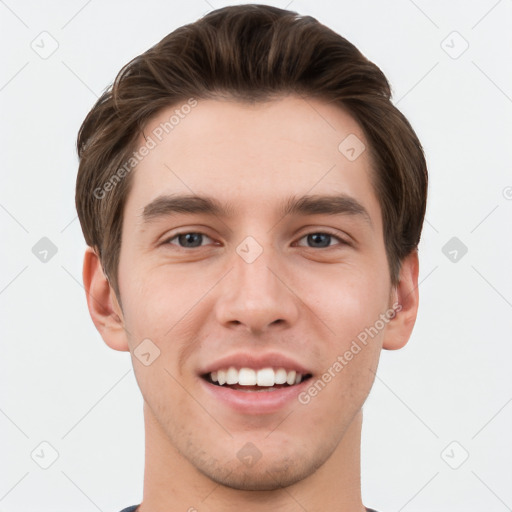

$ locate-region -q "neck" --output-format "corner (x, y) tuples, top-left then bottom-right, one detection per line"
(138, 402), (366, 512)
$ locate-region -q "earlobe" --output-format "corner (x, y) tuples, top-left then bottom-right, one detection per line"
(382, 250), (420, 351)
(82, 246), (130, 352)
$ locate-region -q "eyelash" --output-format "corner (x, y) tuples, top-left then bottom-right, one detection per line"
(162, 230), (350, 250)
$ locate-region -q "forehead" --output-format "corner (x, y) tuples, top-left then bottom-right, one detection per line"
(123, 95), (381, 226)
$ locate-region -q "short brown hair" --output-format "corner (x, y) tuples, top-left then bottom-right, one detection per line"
(75, 4), (428, 301)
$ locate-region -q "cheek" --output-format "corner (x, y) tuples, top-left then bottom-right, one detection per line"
(120, 268), (207, 401)
(303, 264), (389, 401)
(121, 265), (205, 340)
(309, 262), (390, 339)
(299, 305), (384, 425)
(121, 273), (199, 413)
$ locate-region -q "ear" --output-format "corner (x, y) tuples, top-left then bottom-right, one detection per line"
(82, 246), (129, 352)
(382, 249), (420, 351)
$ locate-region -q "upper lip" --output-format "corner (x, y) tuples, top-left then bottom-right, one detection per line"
(199, 352), (312, 376)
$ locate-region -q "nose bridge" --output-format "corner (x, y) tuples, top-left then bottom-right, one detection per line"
(233, 234), (282, 301)
(214, 233), (298, 332)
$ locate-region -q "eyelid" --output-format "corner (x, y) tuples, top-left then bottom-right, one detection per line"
(294, 228), (352, 247)
(159, 224), (215, 243)
(162, 230), (215, 247)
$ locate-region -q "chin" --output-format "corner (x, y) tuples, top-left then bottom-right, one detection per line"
(202, 468), (307, 491)
(194, 453), (321, 491)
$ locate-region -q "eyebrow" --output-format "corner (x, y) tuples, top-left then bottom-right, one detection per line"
(141, 193), (373, 228)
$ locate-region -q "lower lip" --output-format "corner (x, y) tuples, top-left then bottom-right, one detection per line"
(200, 377), (311, 415)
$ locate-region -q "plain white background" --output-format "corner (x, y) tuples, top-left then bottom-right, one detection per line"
(1, 1), (511, 511)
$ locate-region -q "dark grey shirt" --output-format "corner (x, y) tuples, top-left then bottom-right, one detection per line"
(120, 506), (380, 511)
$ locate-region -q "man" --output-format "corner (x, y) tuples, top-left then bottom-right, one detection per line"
(75, 4), (427, 511)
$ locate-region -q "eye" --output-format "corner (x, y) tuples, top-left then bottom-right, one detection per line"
(295, 231), (348, 249)
(164, 232), (215, 249)
(162, 230), (349, 250)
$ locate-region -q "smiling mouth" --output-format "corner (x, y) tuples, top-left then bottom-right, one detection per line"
(202, 367), (313, 391)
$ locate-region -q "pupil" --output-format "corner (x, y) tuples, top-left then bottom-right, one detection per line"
(180, 233), (202, 247)
(309, 233), (330, 248)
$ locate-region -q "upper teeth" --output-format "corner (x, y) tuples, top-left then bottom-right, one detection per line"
(210, 367), (303, 386)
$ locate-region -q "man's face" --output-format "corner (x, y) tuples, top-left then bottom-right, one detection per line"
(115, 95), (395, 490)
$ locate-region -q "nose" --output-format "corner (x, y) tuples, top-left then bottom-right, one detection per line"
(214, 240), (300, 335)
